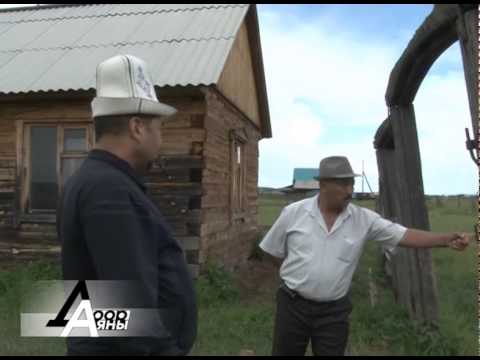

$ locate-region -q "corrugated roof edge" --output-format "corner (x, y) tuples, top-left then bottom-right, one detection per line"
(0, 87), (95, 96)
(0, 81), (219, 96)
(0, 84), (203, 101)
(0, 3), (247, 17)
(0, 3), (81, 13)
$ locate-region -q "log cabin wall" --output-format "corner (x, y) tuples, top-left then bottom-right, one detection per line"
(0, 95), (208, 276)
(0, 99), (93, 263)
(0, 99), (92, 238)
(0, 90), (262, 275)
(201, 88), (260, 271)
(0, 120), (16, 230)
(198, 17), (264, 271)
(147, 96), (207, 278)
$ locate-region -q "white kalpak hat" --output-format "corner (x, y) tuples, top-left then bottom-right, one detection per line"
(91, 54), (177, 118)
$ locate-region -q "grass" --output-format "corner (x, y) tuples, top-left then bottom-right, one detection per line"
(0, 194), (477, 355)
(0, 262), (66, 355)
(191, 263), (275, 355)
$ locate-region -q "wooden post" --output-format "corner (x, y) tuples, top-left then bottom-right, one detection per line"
(376, 144), (415, 318)
(388, 104), (439, 325)
(455, 5), (478, 137)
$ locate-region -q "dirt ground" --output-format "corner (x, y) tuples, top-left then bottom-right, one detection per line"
(235, 258), (280, 303)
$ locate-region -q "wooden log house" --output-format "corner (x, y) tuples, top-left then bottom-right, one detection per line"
(0, 4), (272, 276)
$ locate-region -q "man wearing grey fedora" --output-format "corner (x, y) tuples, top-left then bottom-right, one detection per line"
(259, 156), (469, 356)
(58, 55), (197, 355)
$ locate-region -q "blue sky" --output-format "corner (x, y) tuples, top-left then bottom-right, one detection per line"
(257, 4), (477, 195)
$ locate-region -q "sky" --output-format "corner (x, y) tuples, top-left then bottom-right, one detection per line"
(256, 4), (477, 195)
(0, 4), (477, 195)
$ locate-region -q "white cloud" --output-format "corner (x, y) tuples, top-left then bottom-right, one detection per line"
(257, 5), (477, 195)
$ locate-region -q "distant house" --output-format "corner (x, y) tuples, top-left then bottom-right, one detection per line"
(292, 168), (320, 191)
(280, 167), (377, 200)
(0, 4), (271, 275)
(280, 168), (319, 197)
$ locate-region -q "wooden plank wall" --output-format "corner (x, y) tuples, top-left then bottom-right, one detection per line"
(0, 120), (16, 229)
(148, 98), (207, 277)
(0, 97), (207, 277)
(217, 21), (262, 131)
(0, 100), (92, 238)
(200, 88), (260, 271)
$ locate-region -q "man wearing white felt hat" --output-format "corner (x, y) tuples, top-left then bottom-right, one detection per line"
(58, 55), (197, 356)
(91, 54), (178, 173)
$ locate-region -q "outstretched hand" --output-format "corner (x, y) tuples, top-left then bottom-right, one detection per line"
(447, 233), (470, 251)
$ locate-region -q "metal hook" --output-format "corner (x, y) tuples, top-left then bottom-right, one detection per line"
(465, 127), (478, 166)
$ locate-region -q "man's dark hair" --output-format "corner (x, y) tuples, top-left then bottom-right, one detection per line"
(94, 115), (153, 140)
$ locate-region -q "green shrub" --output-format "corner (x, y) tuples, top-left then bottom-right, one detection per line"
(196, 262), (240, 307)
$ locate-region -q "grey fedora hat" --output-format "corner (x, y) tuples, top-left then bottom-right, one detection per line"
(314, 156), (361, 180)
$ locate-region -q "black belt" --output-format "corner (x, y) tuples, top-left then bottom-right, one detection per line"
(279, 281), (349, 306)
(279, 281), (302, 299)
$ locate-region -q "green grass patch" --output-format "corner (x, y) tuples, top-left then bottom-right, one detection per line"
(0, 261), (66, 356)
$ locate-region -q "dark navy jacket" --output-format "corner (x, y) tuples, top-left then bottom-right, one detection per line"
(58, 149), (197, 355)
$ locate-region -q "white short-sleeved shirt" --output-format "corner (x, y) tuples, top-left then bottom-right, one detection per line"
(259, 195), (407, 302)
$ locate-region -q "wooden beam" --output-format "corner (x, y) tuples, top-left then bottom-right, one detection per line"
(387, 104), (439, 324)
(385, 5), (458, 106)
(455, 5), (479, 136)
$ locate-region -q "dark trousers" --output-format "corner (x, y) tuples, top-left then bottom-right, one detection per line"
(272, 285), (353, 356)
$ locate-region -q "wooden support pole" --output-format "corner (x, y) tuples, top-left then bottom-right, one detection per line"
(456, 5), (479, 137)
(391, 104), (439, 325)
